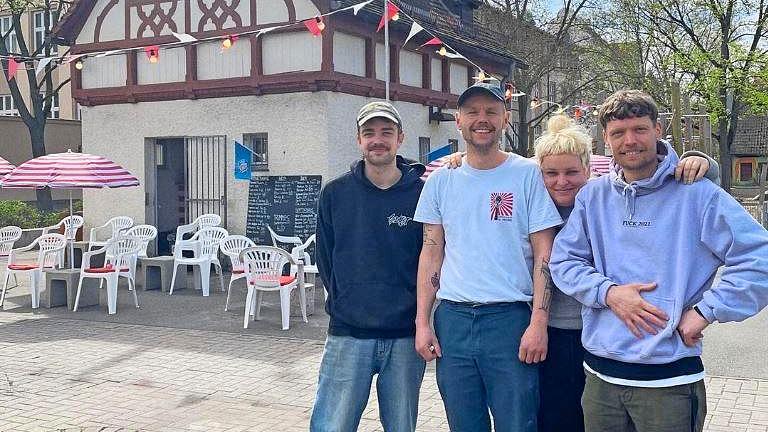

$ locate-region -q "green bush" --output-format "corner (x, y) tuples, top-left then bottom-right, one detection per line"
(0, 200), (82, 229)
(0, 200), (44, 229)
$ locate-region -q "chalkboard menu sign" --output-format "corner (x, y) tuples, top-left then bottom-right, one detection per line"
(245, 175), (322, 247)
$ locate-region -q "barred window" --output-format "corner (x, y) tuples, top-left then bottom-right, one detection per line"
(243, 133), (268, 171)
(418, 137), (431, 164)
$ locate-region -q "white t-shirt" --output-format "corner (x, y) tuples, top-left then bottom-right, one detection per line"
(414, 153), (562, 303)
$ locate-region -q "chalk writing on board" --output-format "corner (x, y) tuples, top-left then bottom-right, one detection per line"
(245, 176), (322, 247)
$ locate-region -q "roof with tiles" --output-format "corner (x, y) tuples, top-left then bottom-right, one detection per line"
(731, 116), (768, 156)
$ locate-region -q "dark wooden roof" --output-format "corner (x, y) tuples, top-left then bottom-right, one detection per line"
(731, 116), (768, 156)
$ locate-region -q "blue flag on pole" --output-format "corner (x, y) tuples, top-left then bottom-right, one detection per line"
(427, 144), (452, 163)
(234, 141), (251, 180)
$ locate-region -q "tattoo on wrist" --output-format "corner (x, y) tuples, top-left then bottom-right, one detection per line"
(430, 272), (440, 289)
(535, 259), (553, 311)
(422, 227), (437, 246)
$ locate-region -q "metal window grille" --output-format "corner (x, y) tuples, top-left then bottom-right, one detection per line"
(449, 139), (458, 153)
(418, 137), (431, 164)
(243, 133), (268, 171)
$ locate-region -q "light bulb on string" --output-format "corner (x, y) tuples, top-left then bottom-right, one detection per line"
(75, 60), (84, 70)
(438, 46), (447, 56)
(149, 55), (158, 64)
(222, 35), (238, 50)
(392, 12), (399, 21)
(316, 16), (326, 32)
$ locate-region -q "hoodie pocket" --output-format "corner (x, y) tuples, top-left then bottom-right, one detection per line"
(333, 282), (416, 330)
(584, 295), (677, 361)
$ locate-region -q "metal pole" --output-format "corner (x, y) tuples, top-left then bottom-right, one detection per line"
(384, 0), (390, 101)
(69, 189), (75, 269)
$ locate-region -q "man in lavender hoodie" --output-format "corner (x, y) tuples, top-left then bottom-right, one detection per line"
(550, 89), (768, 432)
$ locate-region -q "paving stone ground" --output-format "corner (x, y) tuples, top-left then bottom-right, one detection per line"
(0, 258), (766, 431)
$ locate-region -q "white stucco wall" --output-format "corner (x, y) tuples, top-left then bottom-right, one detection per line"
(81, 92), (462, 237)
(81, 93), (330, 235)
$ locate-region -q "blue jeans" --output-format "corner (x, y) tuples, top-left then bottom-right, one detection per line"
(435, 301), (539, 432)
(310, 335), (426, 432)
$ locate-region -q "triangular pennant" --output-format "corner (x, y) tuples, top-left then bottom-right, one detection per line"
(420, 37), (442, 47)
(351, 0), (374, 15)
(403, 22), (423, 46)
(94, 49), (121, 58)
(6, 58), (20, 80)
(35, 57), (53, 76)
(64, 53), (84, 64)
(172, 32), (197, 43)
(377, 1), (400, 32)
(440, 50), (464, 59)
(303, 17), (324, 37)
(257, 25), (281, 36)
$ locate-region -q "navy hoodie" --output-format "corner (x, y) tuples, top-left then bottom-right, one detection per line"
(315, 155), (425, 338)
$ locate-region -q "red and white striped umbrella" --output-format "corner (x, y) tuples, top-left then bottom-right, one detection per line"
(0, 150), (138, 189)
(0, 156), (16, 176)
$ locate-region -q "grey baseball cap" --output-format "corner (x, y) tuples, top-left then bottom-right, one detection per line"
(357, 101), (402, 128)
(457, 82), (505, 107)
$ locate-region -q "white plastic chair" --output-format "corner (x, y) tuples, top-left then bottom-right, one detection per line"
(1, 233), (66, 309)
(169, 227), (228, 297)
(126, 224), (158, 258)
(88, 216), (134, 251)
(0, 226), (23, 289)
(42, 215), (84, 267)
(220, 235), (256, 312)
(174, 214), (222, 256)
(74, 236), (142, 314)
(240, 246), (307, 330)
(267, 225), (303, 250)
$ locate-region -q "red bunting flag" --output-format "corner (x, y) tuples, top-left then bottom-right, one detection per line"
(304, 16), (325, 36)
(6, 57), (20, 81)
(377, 1), (401, 32)
(420, 37), (442, 47)
(144, 45), (160, 63)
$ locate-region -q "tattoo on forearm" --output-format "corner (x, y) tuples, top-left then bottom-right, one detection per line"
(430, 272), (440, 289)
(535, 259), (553, 312)
(423, 226), (437, 245)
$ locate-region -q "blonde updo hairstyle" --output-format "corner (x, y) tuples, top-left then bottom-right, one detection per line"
(534, 114), (593, 172)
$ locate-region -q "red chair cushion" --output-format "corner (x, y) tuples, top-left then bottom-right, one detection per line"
(232, 269), (244, 274)
(249, 275), (296, 286)
(8, 264), (38, 270)
(85, 265), (130, 274)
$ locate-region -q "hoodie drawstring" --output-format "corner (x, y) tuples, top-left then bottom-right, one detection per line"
(622, 183), (637, 220)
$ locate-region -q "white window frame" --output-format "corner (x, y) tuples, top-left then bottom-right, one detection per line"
(0, 95), (18, 116)
(40, 93), (59, 119)
(0, 15), (19, 53)
(32, 10), (58, 54)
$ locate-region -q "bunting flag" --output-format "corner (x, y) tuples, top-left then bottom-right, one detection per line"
(303, 17), (324, 36)
(377, 1), (400, 32)
(352, 0), (374, 15)
(403, 22), (423, 46)
(441, 50), (464, 59)
(420, 37), (442, 47)
(172, 32), (197, 43)
(234, 141), (252, 180)
(257, 25), (281, 35)
(35, 57), (53, 76)
(6, 58), (20, 80)
(64, 54), (84, 63)
(94, 49), (120, 58)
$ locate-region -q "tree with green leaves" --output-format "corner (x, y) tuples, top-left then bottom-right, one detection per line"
(590, 0), (768, 192)
(1, 0), (72, 210)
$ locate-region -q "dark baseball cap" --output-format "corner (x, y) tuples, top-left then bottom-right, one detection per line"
(357, 101), (402, 128)
(457, 82), (505, 107)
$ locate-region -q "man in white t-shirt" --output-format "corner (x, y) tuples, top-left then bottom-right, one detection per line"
(413, 82), (562, 432)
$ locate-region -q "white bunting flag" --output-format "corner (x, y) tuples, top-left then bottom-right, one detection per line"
(351, 0), (374, 15)
(94, 49), (120, 58)
(172, 32), (197, 43)
(440, 50), (465, 59)
(35, 57), (53, 76)
(403, 22), (423, 46)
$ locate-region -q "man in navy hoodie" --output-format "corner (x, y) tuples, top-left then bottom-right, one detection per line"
(551, 90), (768, 431)
(309, 101), (427, 432)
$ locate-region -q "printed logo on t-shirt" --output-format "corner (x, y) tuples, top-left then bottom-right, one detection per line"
(387, 213), (413, 227)
(622, 220), (652, 228)
(490, 192), (514, 221)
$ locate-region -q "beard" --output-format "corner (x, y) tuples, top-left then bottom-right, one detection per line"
(462, 129), (502, 154)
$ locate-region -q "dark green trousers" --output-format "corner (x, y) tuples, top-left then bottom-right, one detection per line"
(582, 372), (706, 432)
